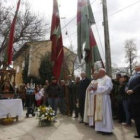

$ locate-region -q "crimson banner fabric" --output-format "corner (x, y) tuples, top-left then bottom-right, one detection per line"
(5, 0), (21, 65)
(50, 0), (64, 79)
(77, 0), (104, 77)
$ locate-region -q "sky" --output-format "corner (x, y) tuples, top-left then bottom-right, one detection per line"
(7, 0), (140, 68)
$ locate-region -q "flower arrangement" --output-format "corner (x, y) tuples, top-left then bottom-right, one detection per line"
(36, 106), (56, 125)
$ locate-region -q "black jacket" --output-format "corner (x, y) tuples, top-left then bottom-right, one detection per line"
(118, 82), (129, 101)
(67, 80), (75, 99)
(73, 82), (80, 101)
(47, 83), (60, 98)
(79, 78), (90, 99)
(126, 73), (140, 103)
(59, 85), (66, 98)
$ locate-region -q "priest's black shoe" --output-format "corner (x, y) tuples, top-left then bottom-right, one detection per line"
(73, 116), (78, 118)
(102, 132), (113, 135)
(134, 135), (140, 138)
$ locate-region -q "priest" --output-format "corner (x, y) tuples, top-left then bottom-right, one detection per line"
(92, 68), (114, 134)
(84, 71), (99, 126)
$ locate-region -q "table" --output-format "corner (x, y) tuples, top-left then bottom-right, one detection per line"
(0, 99), (23, 119)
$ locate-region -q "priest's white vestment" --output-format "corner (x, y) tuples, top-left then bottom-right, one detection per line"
(95, 75), (114, 132)
(84, 79), (98, 126)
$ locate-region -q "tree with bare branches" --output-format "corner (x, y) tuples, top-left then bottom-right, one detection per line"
(0, 1), (48, 63)
(61, 46), (77, 79)
(124, 39), (137, 75)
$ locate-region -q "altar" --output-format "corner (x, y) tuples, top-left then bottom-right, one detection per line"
(0, 99), (23, 119)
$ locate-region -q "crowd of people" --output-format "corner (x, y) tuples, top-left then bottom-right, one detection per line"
(112, 64), (140, 138)
(17, 64), (140, 139)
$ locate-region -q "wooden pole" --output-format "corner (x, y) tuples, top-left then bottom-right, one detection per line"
(102, 0), (112, 77)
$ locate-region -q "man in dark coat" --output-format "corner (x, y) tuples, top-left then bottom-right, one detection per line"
(66, 75), (75, 116)
(126, 64), (140, 138)
(73, 76), (80, 118)
(79, 72), (90, 123)
(59, 80), (67, 115)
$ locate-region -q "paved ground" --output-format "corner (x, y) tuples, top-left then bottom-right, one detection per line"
(0, 111), (137, 140)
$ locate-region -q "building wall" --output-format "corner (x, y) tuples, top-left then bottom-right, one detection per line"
(13, 40), (76, 86)
(13, 50), (27, 86)
(28, 41), (51, 77)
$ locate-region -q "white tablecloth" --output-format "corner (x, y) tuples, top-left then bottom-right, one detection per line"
(0, 99), (23, 118)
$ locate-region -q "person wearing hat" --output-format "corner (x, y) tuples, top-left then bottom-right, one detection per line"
(46, 77), (60, 115)
(118, 75), (131, 126)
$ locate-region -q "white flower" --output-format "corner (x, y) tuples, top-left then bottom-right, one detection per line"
(48, 106), (52, 109)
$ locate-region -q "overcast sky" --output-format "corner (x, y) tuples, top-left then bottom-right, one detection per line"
(9, 0), (140, 67)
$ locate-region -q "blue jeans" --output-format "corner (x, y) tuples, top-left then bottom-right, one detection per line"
(123, 100), (131, 125)
(48, 98), (59, 115)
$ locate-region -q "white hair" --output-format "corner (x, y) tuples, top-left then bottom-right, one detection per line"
(81, 71), (86, 74)
(99, 68), (106, 73)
